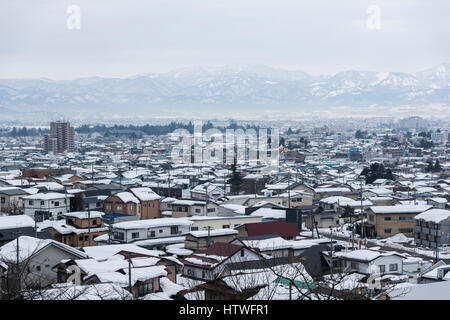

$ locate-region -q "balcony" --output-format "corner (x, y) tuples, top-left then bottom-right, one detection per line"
(422, 227), (430, 234)
(414, 226), (422, 233)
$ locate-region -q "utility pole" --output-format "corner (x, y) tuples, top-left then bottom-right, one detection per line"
(329, 226), (334, 277)
(288, 173), (291, 209)
(205, 185), (209, 216)
(168, 170), (171, 198)
(13, 231), (22, 293)
(34, 212), (38, 238)
(360, 175), (365, 248)
(207, 226), (211, 248)
(128, 254), (133, 297)
(87, 206), (91, 247)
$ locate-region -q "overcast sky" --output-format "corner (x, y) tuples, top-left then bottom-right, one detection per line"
(1, 0), (449, 79)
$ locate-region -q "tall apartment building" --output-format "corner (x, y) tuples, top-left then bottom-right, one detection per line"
(44, 121), (75, 153)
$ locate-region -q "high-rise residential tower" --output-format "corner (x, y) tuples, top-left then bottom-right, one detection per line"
(44, 121), (75, 153)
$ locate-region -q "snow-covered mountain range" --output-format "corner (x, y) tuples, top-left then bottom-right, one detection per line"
(0, 63), (449, 121)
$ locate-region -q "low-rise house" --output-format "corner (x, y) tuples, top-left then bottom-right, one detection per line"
(109, 218), (193, 243)
(304, 207), (340, 229)
(181, 242), (261, 281)
(366, 205), (432, 238)
(188, 215), (263, 231)
(426, 198), (448, 209)
(414, 209), (450, 248)
(54, 253), (182, 296)
(184, 229), (238, 250)
(314, 187), (357, 200)
(22, 192), (74, 222)
(0, 236), (87, 291)
(190, 183), (225, 201)
(0, 188), (30, 214)
(324, 249), (405, 276)
(103, 192), (141, 218)
(171, 199), (220, 217)
(128, 187), (161, 219)
(40, 211), (108, 247)
(0, 215), (39, 245)
(232, 235), (295, 258)
(235, 221), (299, 240)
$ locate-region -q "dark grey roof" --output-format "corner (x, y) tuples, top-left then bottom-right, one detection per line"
(0, 189), (29, 196)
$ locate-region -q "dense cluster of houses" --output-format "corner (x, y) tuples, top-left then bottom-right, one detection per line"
(0, 119), (449, 300)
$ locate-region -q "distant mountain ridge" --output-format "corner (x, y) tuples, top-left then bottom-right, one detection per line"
(0, 63), (449, 121)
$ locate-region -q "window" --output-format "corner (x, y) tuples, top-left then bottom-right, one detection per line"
(40, 201), (45, 206)
(191, 227), (199, 231)
(399, 216), (413, 221)
(78, 236), (83, 241)
(170, 226), (179, 235)
(29, 200), (34, 205)
(84, 236), (89, 241)
(132, 232), (139, 239)
(195, 208), (201, 213)
(378, 265), (385, 273)
(137, 282), (153, 296)
(92, 220), (97, 226)
(54, 201), (59, 206)
(159, 229), (163, 233)
(207, 208), (215, 213)
(399, 228), (413, 233)
(116, 205), (122, 210)
(384, 229), (392, 234)
(36, 266), (41, 272)
(105, 205), (111, 210)
(389, 264), (398, 272)
(240, 250), (245, 257)
(384, 217), (391, 221)
(149, 231), (156, 237)
(1, 197), (5, 204)
(222, 225), (230, 229)
(350, 262), (359, 270)
(369, 215), (374, 222)
(114, 232), (124, 240)
(202, 271), (206, 278)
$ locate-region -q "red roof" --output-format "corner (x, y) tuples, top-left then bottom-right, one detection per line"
(196, 242), (244, 257)
(244, 221), (299, 238)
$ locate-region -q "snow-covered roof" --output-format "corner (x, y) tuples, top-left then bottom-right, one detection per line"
(0, 236), (87, 263)
(314, 187), (351, 193)
(22, 192), (74, 200)
(129, 187), (161, 201)
(189, 228), (238, 238)
(29, 283), (133, 300)
(370, 205), (432, 215)
(82, 244), (165, 260)
(249, 208), (286, 219)
(63, 211), (104, 219)
(414, 209), (450, 223)
(392, 280), (450, 300)
(113, 192), (140, 204)
(333, 249), (404, 262)
(113, 217), (193, 230)
(0, 215), (35, 230)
